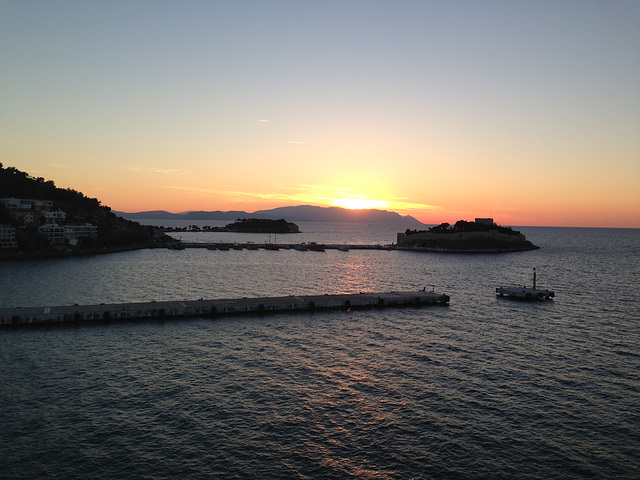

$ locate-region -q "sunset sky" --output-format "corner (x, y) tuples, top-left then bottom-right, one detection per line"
(2, 1), (639, 227)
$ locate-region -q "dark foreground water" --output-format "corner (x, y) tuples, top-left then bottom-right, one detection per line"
(1, 225), (639, 479)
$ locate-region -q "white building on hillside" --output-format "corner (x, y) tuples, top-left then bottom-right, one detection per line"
(38, 224), (66, 244)
(65, 224), (98, 246)
(41, 209), (66, 223)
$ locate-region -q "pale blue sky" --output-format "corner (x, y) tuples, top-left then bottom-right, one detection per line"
(2, 1), (639, 226)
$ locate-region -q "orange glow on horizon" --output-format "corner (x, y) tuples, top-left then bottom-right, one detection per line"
(60, 169), (639, 228)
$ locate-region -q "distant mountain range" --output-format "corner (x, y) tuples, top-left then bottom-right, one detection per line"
(114, 205), (425, 225)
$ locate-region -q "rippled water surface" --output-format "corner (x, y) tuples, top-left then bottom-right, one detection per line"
(1, 225), (639, 479)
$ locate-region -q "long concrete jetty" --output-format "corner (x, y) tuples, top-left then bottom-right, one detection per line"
(169, 242), (390, 250)
(0, 291), (449, 327)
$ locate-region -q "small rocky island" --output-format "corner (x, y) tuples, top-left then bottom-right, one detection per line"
(396, 218), (538, 252)
(225, 218), (299, 233)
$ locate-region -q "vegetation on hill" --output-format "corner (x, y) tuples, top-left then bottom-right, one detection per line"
(0, 164), (172, 255)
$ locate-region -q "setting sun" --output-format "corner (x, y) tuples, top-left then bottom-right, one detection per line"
(331, 197), (389, 210)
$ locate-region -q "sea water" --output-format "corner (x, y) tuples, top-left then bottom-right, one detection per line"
(1, 224), (639, 479)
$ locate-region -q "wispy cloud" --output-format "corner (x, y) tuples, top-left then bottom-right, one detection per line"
(163, 185), (285, 200)
(390, 200), (441, 211)
(128, 166), (192, 175)
(258, 119), (272, 123)
(162, 185), (323, 204)
(153, 168), (192, 175)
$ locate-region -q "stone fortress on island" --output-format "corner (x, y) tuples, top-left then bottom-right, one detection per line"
(396, 218), (538, 253)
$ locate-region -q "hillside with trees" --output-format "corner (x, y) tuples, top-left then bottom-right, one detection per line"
(0, 164), (171, 257)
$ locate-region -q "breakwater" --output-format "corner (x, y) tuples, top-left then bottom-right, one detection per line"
(169, 242), (389, 250)
(0, 291), (449, 326)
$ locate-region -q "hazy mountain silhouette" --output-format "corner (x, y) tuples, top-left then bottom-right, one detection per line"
(115, 205), (424, 225)
(252, 205), (423, 224)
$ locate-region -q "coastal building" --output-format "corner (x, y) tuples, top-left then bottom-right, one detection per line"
(474, 218), (494, 226)
(22, 211), (39, 226)
(33, 199), (54, 211)
(41, 209), (66, 223)
(38, 224), (66, 245)
(0, 198), (53, 211)
(0, 225), (18, 251)
(3, 209), (39, 226)
(65, 224), (98, 246)
(2, 197), (98, 248)
(1, 197), (55, 226)
(0, 198), (22, 209)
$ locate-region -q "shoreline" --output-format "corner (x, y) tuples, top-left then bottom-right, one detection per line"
(0, 244), (154, 261)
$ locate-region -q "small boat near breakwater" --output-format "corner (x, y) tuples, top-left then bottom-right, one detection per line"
(496, 268), (555, 300)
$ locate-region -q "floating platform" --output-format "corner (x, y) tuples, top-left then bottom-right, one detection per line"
(0, 291), (450, 327)
(496, 268), (554, 300)
(496, 286), (554, 300)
